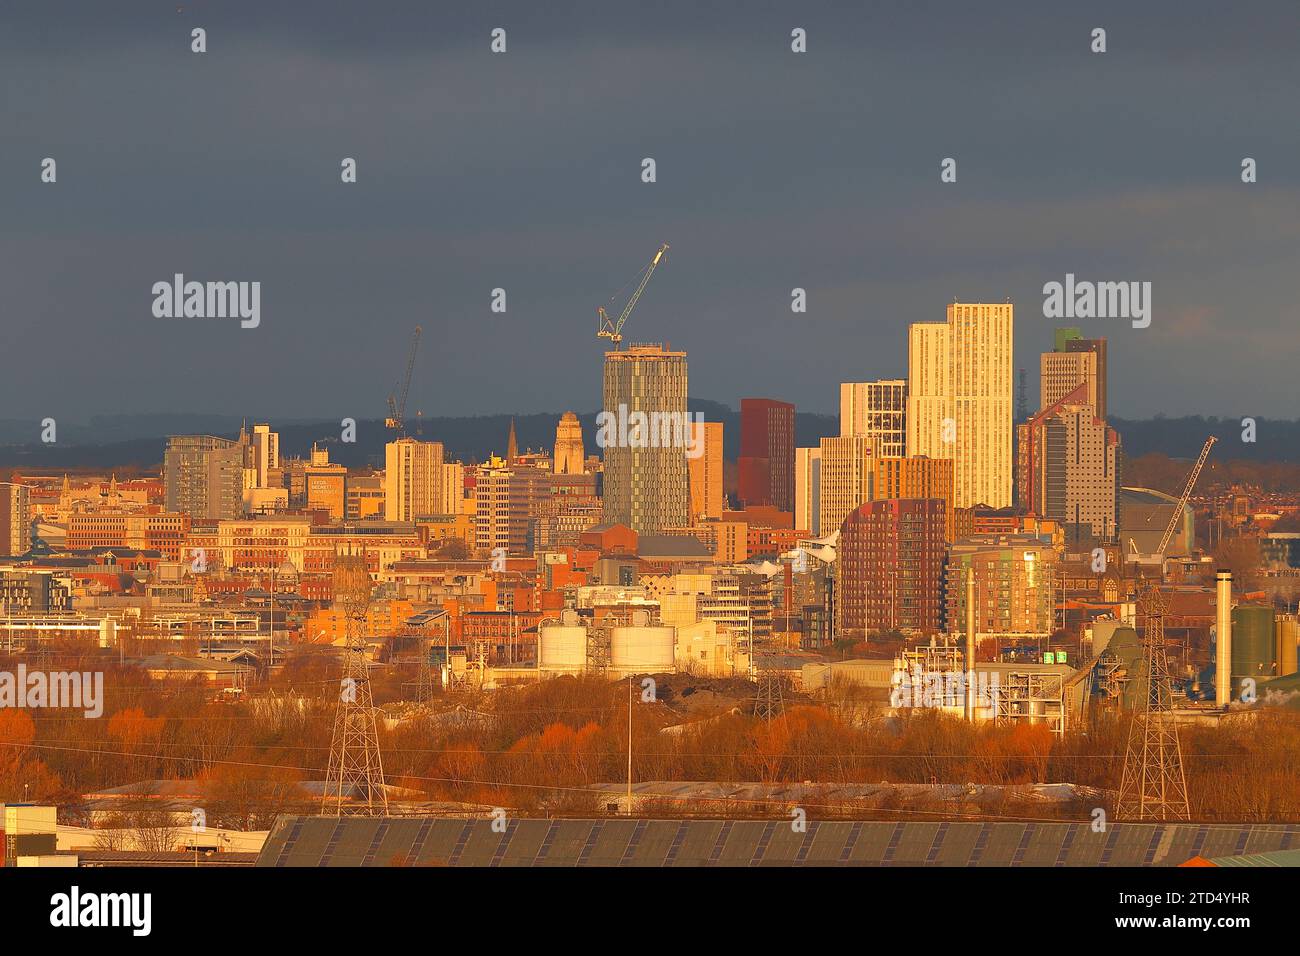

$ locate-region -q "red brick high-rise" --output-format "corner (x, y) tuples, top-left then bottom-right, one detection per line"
(837, 498), (947, 640)
(738, 398), (795, 512)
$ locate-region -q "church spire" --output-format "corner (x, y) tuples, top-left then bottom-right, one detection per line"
(506, 417), (519, 465)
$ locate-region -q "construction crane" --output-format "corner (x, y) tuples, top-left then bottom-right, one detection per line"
(1153, 436), (1217, 562)
(385, 326), (422, 437)
(597, 243), (669, 349)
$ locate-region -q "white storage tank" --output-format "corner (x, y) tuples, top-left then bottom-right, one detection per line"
(539, 625), (588, 671)
(610, 626), (676, 673)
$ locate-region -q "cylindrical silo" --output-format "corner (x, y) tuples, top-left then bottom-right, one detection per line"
(1231, 605), (1276, 681)
(538, 625), (587, 671)
(1277, 615), (1298, 678)
(610, 626), (675, 673)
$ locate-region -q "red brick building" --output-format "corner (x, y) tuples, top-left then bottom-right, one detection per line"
(67, 509), (190, 560)
(461, 610), (542, 664)
(838, 498), (947, 639)
(748, 526), (806, 557)
(738, 398), (795, 512)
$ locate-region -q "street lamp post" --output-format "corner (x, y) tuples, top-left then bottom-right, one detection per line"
(626, 672), (633, 817)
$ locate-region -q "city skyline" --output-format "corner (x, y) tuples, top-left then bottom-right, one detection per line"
(1, 0), (1298, 902)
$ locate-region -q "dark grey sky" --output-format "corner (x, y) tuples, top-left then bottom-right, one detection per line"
(3, 0), (1298, 424)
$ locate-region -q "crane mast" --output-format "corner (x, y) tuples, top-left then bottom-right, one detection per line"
(597, 243), (669, 348)
(1153, 436), (1217, 561)
(385, 325), (422, 437)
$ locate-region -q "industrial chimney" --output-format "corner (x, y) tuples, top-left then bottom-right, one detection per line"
(1215, 570), (1233, 707)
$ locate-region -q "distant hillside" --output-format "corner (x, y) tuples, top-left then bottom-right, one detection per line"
(1108, 417), (1297, 463)
(0, 410), (1294, 472)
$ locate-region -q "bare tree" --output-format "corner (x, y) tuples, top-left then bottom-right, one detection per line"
(129, 808), (179, 853)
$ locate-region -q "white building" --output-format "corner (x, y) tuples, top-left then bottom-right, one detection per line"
(794, 447), (821, 536)
(907, 303), (1014, 509)
(840, 379), (907, 457)
(817, 434), (873, 538)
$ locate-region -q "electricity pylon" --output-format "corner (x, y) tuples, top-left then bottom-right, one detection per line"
(322, 547), (388, 816)
(753, 672), (786, 722)
(753, 651), (786, 723)
(411, 640), (436, 705)
(1116, 587), (1191, 821)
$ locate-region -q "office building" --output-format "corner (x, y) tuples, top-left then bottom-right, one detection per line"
(475, 460), (549, 556)
(384, 438), (445, 522)
(345, 474), (385, 520)
(601, 345), (690, 534)
(66, 510), (190, 560)
(906, 322), (950, 464)
(215, 515), (314, 573)
(1040, 328), (1107, 419)
(688, 420), (724, 521)
(818, 434), (874, 539)
(947, 533), (1058, 639)
(1017, 383), (1121, 543)
(441, 462), (466, 516)
(738, 398), (795, 512)
(250, 423), (280, 488)
(840, 379), (907, 457)
(795, 447), (822, 536)
(871, 456), (956, 541)
(164, 435), (244, 520)
(536, 472), (602, 549)
(304, 444), (347, 520)
(0, 483), (32, 557)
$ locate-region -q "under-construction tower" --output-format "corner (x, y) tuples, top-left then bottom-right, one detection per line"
(1115, 587), (1191, 821)
(322, 547), (389, 816)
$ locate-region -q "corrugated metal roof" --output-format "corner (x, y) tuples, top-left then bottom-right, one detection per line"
(256, 818), (1300, 868)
